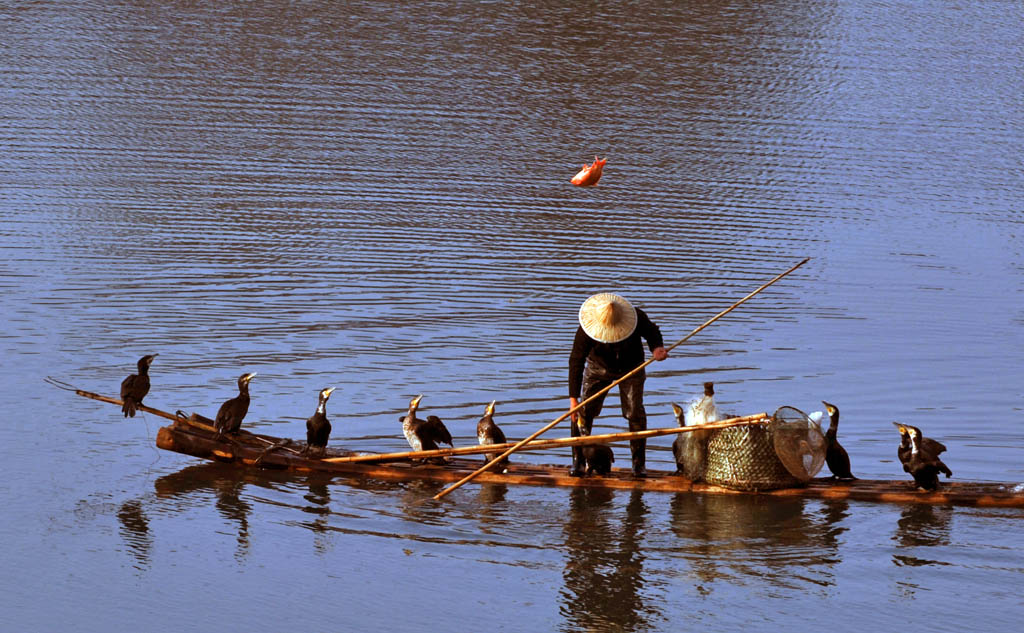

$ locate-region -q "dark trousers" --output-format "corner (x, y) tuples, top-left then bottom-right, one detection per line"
(572, 365), (647, 473)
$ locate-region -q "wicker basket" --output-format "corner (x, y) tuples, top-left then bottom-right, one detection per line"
(702, 422), (803, 491)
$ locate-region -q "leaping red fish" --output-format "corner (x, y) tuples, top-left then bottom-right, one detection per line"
(570, 156), (606, 186)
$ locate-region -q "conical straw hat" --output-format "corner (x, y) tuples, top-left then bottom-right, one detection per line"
(578, 293), (637, 343)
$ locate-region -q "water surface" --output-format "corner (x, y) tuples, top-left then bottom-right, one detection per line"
(2, 1), (1022, 631)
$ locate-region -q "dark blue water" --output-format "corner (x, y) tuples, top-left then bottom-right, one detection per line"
(2, 1), (1022, 631)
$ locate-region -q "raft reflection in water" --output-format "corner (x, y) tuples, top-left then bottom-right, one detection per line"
(109, 462), (990, 626)
(668, 493), (848, 589)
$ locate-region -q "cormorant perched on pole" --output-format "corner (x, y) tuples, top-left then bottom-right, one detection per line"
(305, 387), (336, 457)
(822, 401), (855, 480)
(215, 372), (257, 436)
(120, 354), (157, 418)
(476, 400), (509, 472)
(400, 395), (453, 463)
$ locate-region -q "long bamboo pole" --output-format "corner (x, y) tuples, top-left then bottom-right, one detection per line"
(323, 412), (768, 463)
(46, 382), (187, 425)
(49, 380), (304, 453)
(431, 257), (810, 501)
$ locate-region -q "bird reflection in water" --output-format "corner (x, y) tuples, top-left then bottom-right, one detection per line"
(212, 477), (252, 562)
(117, 499), (152, 571)
(561, 488), (654, 632)
(302, 475), (334, 555)
(892, 503), (954, 568)
(476, 483), (509, 531)
(819, 498), (851, 552)
(398, 479), (447, 525)
(154, 463), (255, 560)
(668, 493), (841, 590)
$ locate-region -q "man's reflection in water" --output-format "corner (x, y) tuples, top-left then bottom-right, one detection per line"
(561, 487), (654, 632)
(892, 503), (954, 568)
(669, 493), (842, 589)
(117, 499), (152, 571)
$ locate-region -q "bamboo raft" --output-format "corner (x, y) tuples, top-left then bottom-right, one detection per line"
(153, 417), (1024, 507)
(54, 384), (1024, 508)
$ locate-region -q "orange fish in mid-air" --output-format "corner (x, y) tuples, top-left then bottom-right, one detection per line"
(570, 156), (606, 186)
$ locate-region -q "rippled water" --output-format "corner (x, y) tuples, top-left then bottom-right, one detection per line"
(2, 1), (1023, 631)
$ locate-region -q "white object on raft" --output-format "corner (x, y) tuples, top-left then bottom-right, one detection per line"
(687, 387), (723, 426)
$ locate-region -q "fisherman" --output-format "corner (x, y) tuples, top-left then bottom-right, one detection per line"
(568, 293), (668, 478)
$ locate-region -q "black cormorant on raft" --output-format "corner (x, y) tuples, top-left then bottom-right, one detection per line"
(304, 387), (336, 457)
(574, 417), (614, 476)
(120, 354), (157, 418)
(476, 400), (509, 472)
(894, 422), (952, 491)
(400, 395), (453, 463)
(822, 401), (855, 480)
(215, 372), (257, 436)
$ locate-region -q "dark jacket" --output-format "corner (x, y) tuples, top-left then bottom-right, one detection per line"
(568, 307), (664, 398)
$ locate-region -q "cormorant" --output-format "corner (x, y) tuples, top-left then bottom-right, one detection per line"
(894, 421), (948, 466)
(304, 387), (336, 457)
(476, 400), (509, 472)
(575, 417), (614, 476)
(215, 372), (257, 436)
(893, 422), (952, 491)
(400, 395), (453, 463)
(822, 401), (855, 480)
(671, 402), (709, 482)
(671, 403), (689, 474)
(120, 354), (157, 418)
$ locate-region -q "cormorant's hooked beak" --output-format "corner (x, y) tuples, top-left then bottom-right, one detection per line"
(892, 421), (907, 434)
(485, 400), (496, 416)
(410, 394), (423, 411)
(671, 403), (685, 425)
(322, 387), (336, 399)
(146, 353), (158, 365)
(821, 401), (836, 416)
(242, 372), (257, 384)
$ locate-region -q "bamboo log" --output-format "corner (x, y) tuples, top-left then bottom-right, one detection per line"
(323, 413), (769, 463)
(431, 257), (811, 501)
